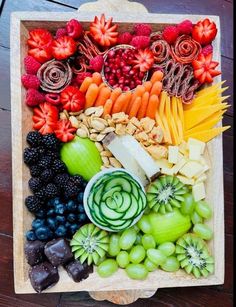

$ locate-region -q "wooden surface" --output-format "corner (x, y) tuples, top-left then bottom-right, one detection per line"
(0, 0), (233, 306)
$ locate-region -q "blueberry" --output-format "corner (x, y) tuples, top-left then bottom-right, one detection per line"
(77, 192), (84, 203)
(32, 218), (45, 230)
(46, 208), (55, 217)
(77, 204), (85, 213)
(69, 224), (79, 235)
(65, 221), (71, 229)
(35, 226), (50, 240)
(26, 229), (37, 241)
(56, 215), (66, 224)
(82, 181), (87, 189)
(47, 197), (60, 207)
(54, 203), (65, 215)
(55, 225), (67, 237)
(67, 213), (76, 223)
(47, 217), (58, 230)
(66, 200), (77, 212)
(78, 213), (87, 223)
(35, 209), (46, 218)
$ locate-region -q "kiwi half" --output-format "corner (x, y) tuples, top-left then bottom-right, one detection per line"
(176, 233), (214, 278)
(70, 223), (109, 265)
(147, 175), (188, 214)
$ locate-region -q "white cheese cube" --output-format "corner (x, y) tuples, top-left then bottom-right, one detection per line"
(192, 182), (206, 201)
(187, 138), (205, 154)
(177, 175), (195, 185)
(195, 174), (207, 183)
(172, 157), (188, 174)
(155, 159), (173, 169)
(179, 161), (203, 178)
(177, 152), (184, 162)
(189, 144), (202, 161)
(161, 167), (175, 176)
(179, 141), (188, 154)
(168, 146), (179, 164)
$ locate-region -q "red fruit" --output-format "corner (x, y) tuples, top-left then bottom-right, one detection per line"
(26, 89), (45, 107)
(27, 28), (53, 63)
(132, 48), (154, 72)
(177, 20), (193, 35)
(202, 44), (213, 56)
(192, 18), (217, 45)
(51, 36), (77, 60)
(32, 102), (58, 134)
(21, 74), (40, 89)
(55, 28), (68, 39)
(162, 26), (179, 44)
(133, 23), (152, 36)
(45, 93), (61, 105)
(130, 36), (150, 49)
(60, 86), (85, 112)
(117, 32), (133, 44)
(90, 55), (104, 72)
(90, 14), (118, 47)
(76, 72), (92, 85)
(54, 119), (76, 142)
(24, 56), (41, 75)
(192, 52), (221, 84)
(66, 19), (83, 39)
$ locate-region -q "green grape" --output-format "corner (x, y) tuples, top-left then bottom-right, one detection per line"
(108, 234), (121, 257)
(129, 245), (146, 264)
(131, 224), (140, 233)
(96, 256), (106, 266)
(193, 223), (213, 240)
(141, 234), (156, 250)
(191, 211), (203, 224)
(144, 206), (151, 215)
(144, 258), (157, 272)
(157, 242), (175, 256)
(195, 200), (212, 219)
(137, 215), (152, 234)
(181, 193), (196, 215)
(147, 249), (166, 266)
(160, 256), (180, 272)
(119, 228), (137, 250)
(116, 251), (130, 268)
(97, 259), (118, 278)
(125, 263), (148, 280)
(134, 233), (142, 245)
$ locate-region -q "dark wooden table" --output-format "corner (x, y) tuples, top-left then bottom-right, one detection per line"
(0, 0), (233, 306)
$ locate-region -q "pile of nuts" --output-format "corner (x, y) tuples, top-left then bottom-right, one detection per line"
(60, 106), (168, 169)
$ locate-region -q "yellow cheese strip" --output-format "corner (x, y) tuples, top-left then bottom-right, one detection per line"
(161, 114), (172, 144)
(199, 109), (227, 124)
(176, 117), (184, 142)
(184, 126), (231, 143)
(184, 116), (222, 135)
(165, 95), (179, 145)
(183, 95), (227, 111)
(196, 81), (225, 97)
(177, 98), (184, 130)
(169, 97), (181, 144)
(172, 97), (181, 141)
(155, 112), (169, 143)
(159, 91), (167, 118)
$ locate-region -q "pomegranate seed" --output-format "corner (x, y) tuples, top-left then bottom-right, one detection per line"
(109, 79), (116, 86)
(104, 67), (110, 73)
(135, 79), (142, 85)
(113, 84), (119, 89)
(124, 79), (130, 85)
(108, 50), (115, 58)
(130, 81), (135, 87)
(120, 61), (125, 68)
(139, 72), (145, 79)
(129, 69), (135, 75)
(118, 77), (125, 84)
(123, 86), (130, 91)
(122, 66), (131, 73)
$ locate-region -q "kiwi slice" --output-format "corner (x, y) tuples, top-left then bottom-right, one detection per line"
(175, 233), (214, 278)
(147, 175), (188, 214)
(70, 223), (109, 265)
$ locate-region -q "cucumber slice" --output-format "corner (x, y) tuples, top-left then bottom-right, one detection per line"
(109, 220), (133, 231)
(100, 202), (125, 220)
(105, 197), (117, 210)
(112, 191), (123, 208)
(116, 192), (131, 213)
(92, 173), (111, 189)
(122, 195), (139, 220)
(102, 186), (122, 201)
(104, 177), (132, 193)
(94, 185), (104, 205)
(90, 210), (108, 227)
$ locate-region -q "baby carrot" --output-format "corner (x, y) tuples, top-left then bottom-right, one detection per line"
(129, 96), (142, 118)
(126, 85), (145, 114)
(150, 81), (163, 96)
(92, 72), (102, 85)
(95, 87), (111, 106)
(85, 83), (99, 109)
(79, 77), (93, 93)
(110, 87), (122, 102)
(112, 92), (128, 114)
(150, 70), (164, 83)
(146, 94), (159, 119)
(121, 91), (132, 113)
(103, 99), (113, 117)
(143, 81), (153, 92)
(137, 91), (150, 120)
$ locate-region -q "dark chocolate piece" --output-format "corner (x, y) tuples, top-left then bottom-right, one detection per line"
(44, 238), (73, 267)
(64, 259), (93, 282)
(29, 261), (59, 293)
(24, 240), (46, 266)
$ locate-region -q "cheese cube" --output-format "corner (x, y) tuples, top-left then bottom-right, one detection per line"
(195, 174), (207, 183)
(177, 175), (195, 185)
(189, 144), (202, 161)
(187, 138), (206, 154)
(161, 167), (175, 176)
(177, 152), (184, 162)
(192, 182), (206, 201)
(179, 161), (203, 178)
(168, 146), (179, 164)
(194, 164), (210, 178)
(155, 159), (173, 169)
(179, 141), (188, 154)
(172, 157), (188, 174)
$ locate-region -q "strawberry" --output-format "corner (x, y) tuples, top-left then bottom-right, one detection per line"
(32, 102), (58, 134)
(51, 36), (77, 60)
(60, 86), (85, 112)
(90, 14), (118, 47)
(66, 19), (83, 39)
(27, 28), (53, 63)
(192, 52), (221, 84)
(132, 48), (154, 72)
(54, 119), (76, 142)
(90, 55), (104, 72)
(192, 18), (217, 46)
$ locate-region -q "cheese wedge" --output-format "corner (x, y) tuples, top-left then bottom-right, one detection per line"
(184, 126), (230, 143)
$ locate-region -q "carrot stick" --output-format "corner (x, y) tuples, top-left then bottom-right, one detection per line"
(143, 81), (153, 92)
(94, 87), (111, 106)
(79, 77), (93, 93)
(126, 85), (145, 114)
(146, 94), (159, 119)
(121, 91), (132, 113)
(129, 96), (142, 118)
(112, 92), (128, 114)
(110, 87), (122, 102)
(150, 70), (164, 83)
(98, 83), (106, 90)
(150, 81), (163, 96)
(85, 83), (99, 109)
(137, 91), (150, 120)
(92, 72), (102, 85)
(102, 99), (113, 117)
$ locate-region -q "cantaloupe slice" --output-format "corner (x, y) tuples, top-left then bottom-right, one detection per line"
(184, 126), (230, 142)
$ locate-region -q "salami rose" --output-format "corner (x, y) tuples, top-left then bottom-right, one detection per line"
(151, 39), (171, 65)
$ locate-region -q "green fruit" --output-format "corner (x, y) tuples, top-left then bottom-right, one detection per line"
(97, 259), (118, 277)
(158, 242), (175, 256)
(160, 256), (180, 272)
(134, 233), (142, 245)
(119, 228), (137, 250)
(144, 258), (157, 272)
(60, 136), (102, 180)
(195, 201), (212, 219)
(108, 234), (121, 256)
(191, 211), (203, 224)
(147, 175), (188, 214)
(193, 223), (213, 240)
(141, 234), (156, 250)
(116, 251), (130, 268)
(137, 215), (152, 234)
(129, 245), (146, 264)
(147, 249), (166, 266)
(125, 264), (148, 280)
(181, 193), (196, 215)
(176, 233), (214, 278)
(148, 209), (192, 244)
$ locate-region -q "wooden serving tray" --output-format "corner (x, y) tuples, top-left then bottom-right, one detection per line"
(10, 0), (225, 304)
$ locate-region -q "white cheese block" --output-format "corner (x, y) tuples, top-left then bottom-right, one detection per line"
(195, 174), (207, 183)
(187, 138), (206, 154)
(155, 159), (173, 169)
(194, 164), (210, 178)
(177, 152), (184, 162)
(189, 144), (202, 161)
(179, 161), (203, 178)
(192, 182), (206, 201)
(172, 157), (188, 174)
(168, 146), (179, 164)
(161, 167), (175, 176)
(179, 141), (188, 155)
(176, 175), (195, 185)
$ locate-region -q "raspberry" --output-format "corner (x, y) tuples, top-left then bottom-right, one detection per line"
(177, 20), (193, 35)
(133, 23), (152, 36)
(76, 72), (92, 85)
(117, 32), (133, 44)
(24, 56), (41, 75)
(130, 36), (150, 49)
(162, 26), (179, 44)
(66, 19), (83, 39)
(89, 55), (104, 72)
(202, 44), (213, 56)
(21, 74), (40, 89)
(26, 89), (45, 107)
(55, 28), (67, 39)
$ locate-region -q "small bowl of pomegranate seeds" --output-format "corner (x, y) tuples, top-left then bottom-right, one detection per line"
(101, 45), (148, 92)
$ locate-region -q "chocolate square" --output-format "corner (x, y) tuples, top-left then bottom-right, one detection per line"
(64, 259), (93, 282)
(24, 240), (46, 266)
(44, 238), (73, 267)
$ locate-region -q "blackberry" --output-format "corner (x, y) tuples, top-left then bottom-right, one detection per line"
(64, 181), (80, 199)
(28, 177), (43, 192)
(45, 183), (59, 198)
(46, 150), (60, 160)
(40, 169), (54, 184)
(71, 175), (85, 188)
(35, 188), (47, 202)
(54, 173), (70, 188)
(25, 195), (43, 213)
(52, 159), (67, 174)
(36, 146), (46, 158)
(38, 156), (52, 169)
(42, 134), (59, 150)
(23, 147), (40, 165)
(30, 165), (42, 177)
(26, 131), (42, 147)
